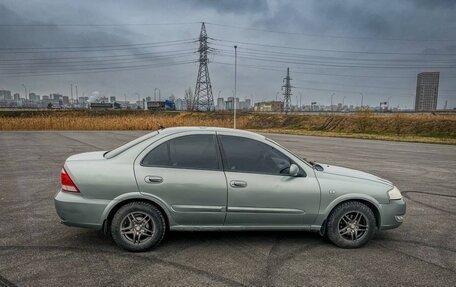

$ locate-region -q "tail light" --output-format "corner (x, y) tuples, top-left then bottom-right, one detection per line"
(61, 168), (80, 193)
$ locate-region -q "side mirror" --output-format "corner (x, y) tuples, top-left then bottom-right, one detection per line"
(289, 164), (299, 177)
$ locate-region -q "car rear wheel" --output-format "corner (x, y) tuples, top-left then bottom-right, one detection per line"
(111, 202), (166, 252)
(326, 201), (377, 248)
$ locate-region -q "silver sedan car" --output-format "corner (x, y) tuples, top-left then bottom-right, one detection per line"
(55, 127), (405, 251)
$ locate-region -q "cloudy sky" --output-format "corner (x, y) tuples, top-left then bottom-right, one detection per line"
(0, 0), (455, 108)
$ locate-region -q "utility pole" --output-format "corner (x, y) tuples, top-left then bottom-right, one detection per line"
(75, 85), (78, 105)
(70, 84), (73, 105)
(193, 22), (214, 111)
(360, 93), (364, 109)
(234, 45), (237, 128)
(282, 67), (293, 114)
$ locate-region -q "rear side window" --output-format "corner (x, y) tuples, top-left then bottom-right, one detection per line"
(142, 134), (220, 170)
(105, 131), (158, 159)
(219, 135), (292, 175)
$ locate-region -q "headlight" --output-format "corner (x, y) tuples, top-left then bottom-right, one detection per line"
(388, 186), (402, 200)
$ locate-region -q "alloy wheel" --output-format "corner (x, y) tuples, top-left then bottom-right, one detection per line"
(338, 211), (369, 241)
(120, 211), (155, 244)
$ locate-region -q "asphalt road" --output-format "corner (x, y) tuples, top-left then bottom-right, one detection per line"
(0, 131), (455, 286)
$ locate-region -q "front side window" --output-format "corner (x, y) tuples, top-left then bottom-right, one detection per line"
(219, 135), (292, 175)
(142, 134), (219, 170)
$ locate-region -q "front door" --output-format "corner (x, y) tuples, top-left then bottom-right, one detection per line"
(218, 134), (320, 226)
(135, 132), (227, 226)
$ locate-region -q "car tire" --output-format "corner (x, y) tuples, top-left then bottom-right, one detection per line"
(111, 202), (166, 252)
(326, 201), (377, 249)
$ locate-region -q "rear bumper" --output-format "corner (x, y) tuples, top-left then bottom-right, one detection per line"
(379, 198), (406, 230)
(54, 190), (110, 230)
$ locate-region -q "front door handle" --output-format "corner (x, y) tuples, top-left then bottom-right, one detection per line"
(230, 180), (247, 188)
(145, 176), (163, 184)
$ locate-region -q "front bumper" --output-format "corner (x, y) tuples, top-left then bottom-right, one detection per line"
(54, 190), (110, 230)
(379, 198), (406, 230)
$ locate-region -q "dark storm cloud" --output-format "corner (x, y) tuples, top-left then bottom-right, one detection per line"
(252, 3), (317, 32)
(0, 4), (135, 48)
(312, 1), (391, 36)
(0, 0), (454, 108)
(190, 0), (268, 14)
(410, 0), (456, 10)
(0, 3), (153, 75)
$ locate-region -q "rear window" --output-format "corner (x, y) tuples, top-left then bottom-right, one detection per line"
(104, 131), (158, 159)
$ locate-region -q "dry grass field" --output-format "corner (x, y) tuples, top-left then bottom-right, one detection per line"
(1, 110), (455, 144)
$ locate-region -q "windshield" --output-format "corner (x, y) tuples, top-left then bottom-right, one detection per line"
(104, 131), (158, 159)
(265, 138), (312, 168)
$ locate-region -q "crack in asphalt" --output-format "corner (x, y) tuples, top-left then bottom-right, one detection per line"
(376, 242), (456, 274)
(0, 245), (244, 287)
(262, 235), (321, 287)
(402, 190), (456, 215)
(56, 133), (105, 150)
(375, 237), (456, 253)
(0, 274), (17, 287)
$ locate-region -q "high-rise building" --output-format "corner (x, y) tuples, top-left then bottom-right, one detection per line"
(29, 93), (40, 102)
(51, 93), (63, 100)
(110, 96), (116, 103)
(216, 97), (225, 111)
(415, 72), (439, 111)
(0, 90), (12, 100)
(245, 99), (252, 110)
(226, 97), (239, 110)
(13, 93), (20, 101)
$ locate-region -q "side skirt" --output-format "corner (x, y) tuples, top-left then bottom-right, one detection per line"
(170, 225), (318, 231)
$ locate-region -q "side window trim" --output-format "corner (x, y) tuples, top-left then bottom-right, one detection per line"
(216, 134), (302, 177)
(140, 133), (222, 171)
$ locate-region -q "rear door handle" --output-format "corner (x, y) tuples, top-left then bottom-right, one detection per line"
(145, 176), (163, 184)
(230, 180), (247, 188)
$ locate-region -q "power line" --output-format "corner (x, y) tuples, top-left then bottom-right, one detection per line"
(0, 38), (196, 50)
(210, 61), (455, 97)
(212, 38), (456, 56)
(211, 61), (456, 79)
(213, 43), (454, 63)
(0, 22), (201, 27)
(0, 49), (195, 62)
(206, 22), (456, 43)
(216, 53), (456, 69)
(0, 51), (195, 68)
(0, 40), (195, 54)
(1, 60), (195, 77)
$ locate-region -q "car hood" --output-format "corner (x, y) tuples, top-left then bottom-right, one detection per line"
(66, 151), (107, 161)
(315, 163), (393, 186)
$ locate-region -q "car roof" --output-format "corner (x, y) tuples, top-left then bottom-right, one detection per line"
(157, 126), (265, 140)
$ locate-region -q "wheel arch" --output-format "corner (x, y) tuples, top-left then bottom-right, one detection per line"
(102, 194), (172, 234)
(320, 195), (382, 235)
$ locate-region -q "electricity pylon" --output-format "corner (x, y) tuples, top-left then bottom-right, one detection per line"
(193, 22), (214, 111)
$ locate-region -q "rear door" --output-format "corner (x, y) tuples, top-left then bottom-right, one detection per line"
(134, 132), (227, 226)
(218, 134), (321, 227)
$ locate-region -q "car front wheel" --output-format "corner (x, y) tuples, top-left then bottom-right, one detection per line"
(111, 202), (166, 252)
(326, 201), (377, 248)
